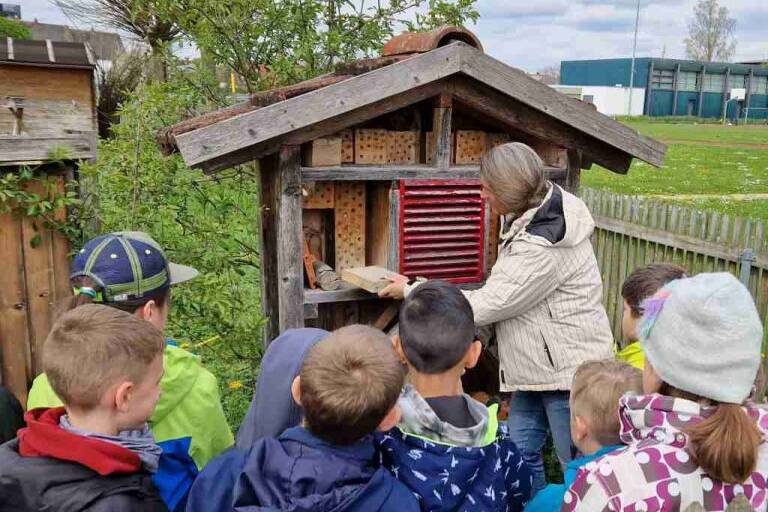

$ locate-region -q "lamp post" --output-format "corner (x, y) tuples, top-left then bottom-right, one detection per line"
(628, 0), (641, 116)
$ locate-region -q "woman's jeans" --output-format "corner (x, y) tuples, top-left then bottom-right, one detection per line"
(507, 390), (574, 495)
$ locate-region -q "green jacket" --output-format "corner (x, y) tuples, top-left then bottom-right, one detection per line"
(616, 340), (645, 370)
(27, 343), (233, 470)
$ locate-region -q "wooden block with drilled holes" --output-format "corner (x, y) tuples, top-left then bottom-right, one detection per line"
(341, 266), (406, 294)
(354, 129), (388, 164)
(303, 181), (335, 209)
(334, 182), (366, 271)
(529, 141), (567, 167)
(455, 130), (487, 164)
(339, 129), (354, 163)
(386, 131), (419, 164)
(425, 131), (454, 164)
(303, 136), (342, 167)
(486, 133), (510, 151)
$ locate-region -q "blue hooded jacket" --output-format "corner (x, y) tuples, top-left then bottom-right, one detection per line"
(375, 387), (532, 511)
(186, 426), (420, 512)
(236, 328), (329, 449)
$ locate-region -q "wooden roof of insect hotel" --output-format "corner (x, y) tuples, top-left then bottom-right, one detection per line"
(159, 26), (666, 174)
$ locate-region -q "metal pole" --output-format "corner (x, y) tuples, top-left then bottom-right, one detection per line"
(628, 0), (641, 115)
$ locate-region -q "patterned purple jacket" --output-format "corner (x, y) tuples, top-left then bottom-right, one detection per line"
(562, 394), (768, 512)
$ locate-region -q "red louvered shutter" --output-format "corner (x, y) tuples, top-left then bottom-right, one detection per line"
(399, 180), (486, 284)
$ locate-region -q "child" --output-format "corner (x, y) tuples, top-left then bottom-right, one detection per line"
(377, 281), (532, 511)
(524, 360), (642, 511)
(186, 325), (420, 512)
(0, 305), (167, 511)
(565, 272), (768, 511)
(26, 231), (233, 511)
(619, 264), (687, 369)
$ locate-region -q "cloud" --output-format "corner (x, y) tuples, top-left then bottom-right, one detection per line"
(474, 0), (570, 19)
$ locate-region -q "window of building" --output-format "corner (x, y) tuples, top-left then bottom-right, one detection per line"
(678, 71), (699, 91)
(703, 73), (725, 92)
(730, 74), (747, 90)
(750, 76), (767, 94)
(652, 69), (674, 90)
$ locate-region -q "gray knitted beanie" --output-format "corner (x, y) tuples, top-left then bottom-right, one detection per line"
(640, 272), (763, 404)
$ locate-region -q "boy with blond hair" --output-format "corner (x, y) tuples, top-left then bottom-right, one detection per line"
(525, 359), (642, 511)
(0, 304), (168, 511)
(186, 325), (419, 511)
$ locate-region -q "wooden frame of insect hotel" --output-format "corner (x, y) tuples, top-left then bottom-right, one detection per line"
(158, 27), (666, 344)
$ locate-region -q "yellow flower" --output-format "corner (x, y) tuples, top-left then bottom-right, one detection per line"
(228, 380), (244, 390)
(180, 342), (191, 349)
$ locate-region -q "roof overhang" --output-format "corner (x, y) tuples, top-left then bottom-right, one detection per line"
(169, 42), (666, 175)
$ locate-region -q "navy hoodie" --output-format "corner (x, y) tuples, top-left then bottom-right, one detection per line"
(186, 426), (420, 512)
(236, 328), (329, 449)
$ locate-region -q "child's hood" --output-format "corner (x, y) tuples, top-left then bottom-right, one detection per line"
(234, 426), (418, 512)
(397, 384), (493, 447)
(150, 344), (204, 424)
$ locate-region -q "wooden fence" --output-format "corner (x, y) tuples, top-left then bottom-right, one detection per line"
(581, 187), (768, 351)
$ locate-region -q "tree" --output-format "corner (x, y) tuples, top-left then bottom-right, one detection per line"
(162, 0), (479, 94)
(0, 17), (32, 39)
(684, 0), (736, 62)
(96, 50), (146, 138)
(53, 0), (179, 80)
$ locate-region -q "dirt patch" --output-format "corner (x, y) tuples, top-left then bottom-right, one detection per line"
(660, 139), (768, 150)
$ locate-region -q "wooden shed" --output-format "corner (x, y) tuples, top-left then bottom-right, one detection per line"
(159, 27), (666, 344)
(0, 39), (96, 405)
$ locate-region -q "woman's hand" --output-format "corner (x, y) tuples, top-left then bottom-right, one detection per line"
(378, 275), (409, 300)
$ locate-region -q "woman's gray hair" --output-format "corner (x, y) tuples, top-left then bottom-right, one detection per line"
(480, 142), (549, 216)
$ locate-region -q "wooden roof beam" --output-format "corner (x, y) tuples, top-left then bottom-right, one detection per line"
(175, 43), (463, 171)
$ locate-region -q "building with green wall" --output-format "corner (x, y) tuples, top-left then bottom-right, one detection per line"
(560, 58), (768, 120)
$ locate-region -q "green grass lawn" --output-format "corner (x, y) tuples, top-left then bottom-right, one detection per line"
(581, 119), (768, 222)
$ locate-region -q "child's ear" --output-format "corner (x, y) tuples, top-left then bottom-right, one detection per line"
(291, 376), (302, 406)
(464, 340), (482, 370)
(377, 404), (401, 432)
(392, 335), (407, 365)
(114, 381), (134, 413)
(572, 414), (589, 442)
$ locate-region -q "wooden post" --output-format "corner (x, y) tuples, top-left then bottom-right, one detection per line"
(671, 63), (681, 116)
(432, 93), (452, 169)
(697, 65), (706, 117)
(259, 155), (280, 345)
(746, 69), (754, 120)
(276, 145), (305, 333)
(565, 149), (582, 194)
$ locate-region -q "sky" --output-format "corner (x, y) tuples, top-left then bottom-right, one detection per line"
(17, 0), (768, 71)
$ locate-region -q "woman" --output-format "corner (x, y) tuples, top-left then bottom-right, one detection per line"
(380, 142), (614, 491)
(564, 273), (768, 511)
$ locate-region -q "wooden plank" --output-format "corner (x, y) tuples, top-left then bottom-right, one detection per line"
(304, 282), (377, 304)
(366, 182), (392, 268)
(50, 175), (71, 310)
(301, 165), (567, 182)
(259, 155), (280, 344)
(276, 146), (305, 332)
(372, 302), (399, 330)
(565, 149), (581, 194)
(0, 136), (95, 165)
(302, 181), (335, 209)
(451, 77), (634, 173)
(20, 179), (55, 377)
(456, 44), (666, 168)
(334, 182), (366, 271)
(341, 266), (406, 293)
(304, 303), (319, 320)
(0, 211), (31, 405)
(339, 129), (354, 163)
(387, 184), (400, 272)
(433, 100), (453, 169)
(302, 137), (342, 167)
(594, 215), (768, 269)
(176, 43), (462, 170)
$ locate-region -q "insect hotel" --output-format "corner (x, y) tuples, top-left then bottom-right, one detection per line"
(158, 27), (665, 344)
